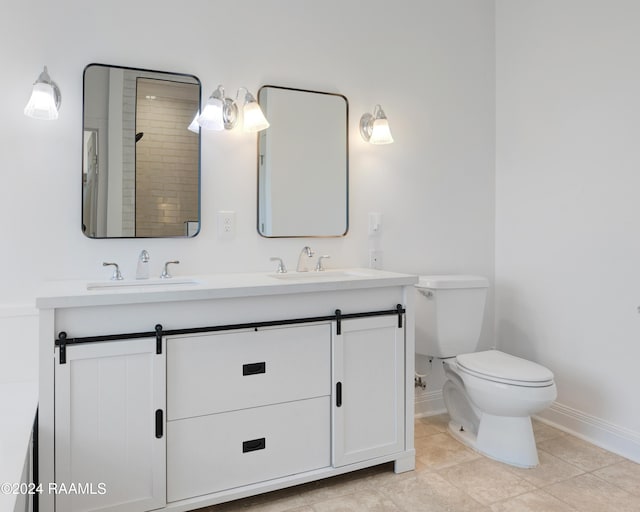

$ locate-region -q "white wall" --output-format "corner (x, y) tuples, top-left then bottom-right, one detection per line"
(0, 1), (495, 402)
(496, 0), (640, 460)
(0, 308), (38, 385)
(0, 1), (495, 307)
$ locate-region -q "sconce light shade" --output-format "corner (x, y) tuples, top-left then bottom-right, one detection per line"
(360, 104), (394, 144)
(197, 85), (239, 131)
(197, 87), (225, 130)
(187, 111), (200, 133)
(370, 117), (394, 144)
(240, 90), (270, 132)
(24, 66), (61, 120)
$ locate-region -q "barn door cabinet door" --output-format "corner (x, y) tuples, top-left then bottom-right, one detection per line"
(54, 338), (166, 512)
(332, 315), (405, 467)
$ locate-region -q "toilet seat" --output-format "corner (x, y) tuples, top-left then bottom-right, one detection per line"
(456, 350), (554, 388)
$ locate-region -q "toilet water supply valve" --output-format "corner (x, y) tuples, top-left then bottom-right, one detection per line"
(415, 357), (432, 389)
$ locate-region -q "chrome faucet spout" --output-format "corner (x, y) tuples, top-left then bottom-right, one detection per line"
(136, 250), (150, 280)
(296, 246), (315, 272)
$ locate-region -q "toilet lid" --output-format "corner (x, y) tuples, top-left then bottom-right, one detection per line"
(456, 350), (554, 386)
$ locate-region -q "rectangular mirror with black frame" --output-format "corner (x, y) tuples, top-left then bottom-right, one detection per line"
(257, 86), (348, 238)
(82, 63), (201, 238)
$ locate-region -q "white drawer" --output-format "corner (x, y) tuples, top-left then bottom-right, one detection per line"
(167, 396), (330, 502)
(167, 323), (331, 420)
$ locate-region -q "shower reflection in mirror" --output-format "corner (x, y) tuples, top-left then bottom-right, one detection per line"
(82, 64), (201, 239)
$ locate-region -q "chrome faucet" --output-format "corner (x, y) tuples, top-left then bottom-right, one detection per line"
(296, 246), (315, 272)
(160, 260), (179, 279)
(315, 255), (331, 272)
(136, 250), (150, 280)
(103, 262), (123, 281)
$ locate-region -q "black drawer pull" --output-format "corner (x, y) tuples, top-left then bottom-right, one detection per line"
(242, 437), (266, 453)
(243, 361), (266, 376)
(155, 409), (163, 439)
(336, 382), (342, 407)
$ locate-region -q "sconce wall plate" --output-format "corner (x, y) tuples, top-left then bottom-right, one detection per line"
(222, 97), (238, 129)
(359, 113), (375, 141)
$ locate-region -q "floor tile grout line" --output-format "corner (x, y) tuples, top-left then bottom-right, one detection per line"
(582, 466), (640, 498)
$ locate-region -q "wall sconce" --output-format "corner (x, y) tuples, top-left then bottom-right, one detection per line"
(197, 85), (269, 133)
(360, 104), (394, 144)
(197, 85), (236, 131)
(24, 66), (61, 120)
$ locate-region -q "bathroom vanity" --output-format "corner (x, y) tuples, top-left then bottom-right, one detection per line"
(37, 269), (417, 512)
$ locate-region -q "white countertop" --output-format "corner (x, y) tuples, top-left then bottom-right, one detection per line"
(0, 380), (38, 512)
(36, 268), (418, 309)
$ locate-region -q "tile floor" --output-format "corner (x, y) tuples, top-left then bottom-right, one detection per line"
(199, 414), (640, 511)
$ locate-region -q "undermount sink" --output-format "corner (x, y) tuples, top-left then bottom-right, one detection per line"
(86, 277), (199, 290)
(269, 270), (373, 281)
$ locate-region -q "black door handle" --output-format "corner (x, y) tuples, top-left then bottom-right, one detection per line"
(242, 437), (266, 453)
(243, 362), (266, 376)
(155, 409), (163, 438)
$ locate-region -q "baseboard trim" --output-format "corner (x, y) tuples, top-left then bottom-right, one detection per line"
(536, 402), (640, 464)
(414, 389), (445, 418)
(415, 392), (640, 463)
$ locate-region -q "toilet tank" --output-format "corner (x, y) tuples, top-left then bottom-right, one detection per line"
(415, 275), (489, 358)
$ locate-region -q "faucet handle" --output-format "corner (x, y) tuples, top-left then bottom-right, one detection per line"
(315, 255), (331, 272)
(160, 260), (180, 279)
(103, 262), (123, 281)
(270, 257), (287, 273)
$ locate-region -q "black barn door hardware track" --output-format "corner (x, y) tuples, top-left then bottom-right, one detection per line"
(55, 304), (405, 364)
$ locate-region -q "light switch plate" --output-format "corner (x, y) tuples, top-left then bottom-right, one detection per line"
(368, 212), (383, 235)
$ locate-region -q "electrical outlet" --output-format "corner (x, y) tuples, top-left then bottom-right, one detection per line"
(369, 249), (383, 269)
(217, 211), (236, 240)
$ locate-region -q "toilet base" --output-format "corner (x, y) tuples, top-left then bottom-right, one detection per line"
(448, 413), (539, 468)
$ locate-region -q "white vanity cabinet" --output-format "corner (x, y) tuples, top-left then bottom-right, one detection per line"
(37, 269), (417, 512)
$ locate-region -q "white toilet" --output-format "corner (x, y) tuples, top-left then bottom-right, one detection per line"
(415, 275), (557, 468)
